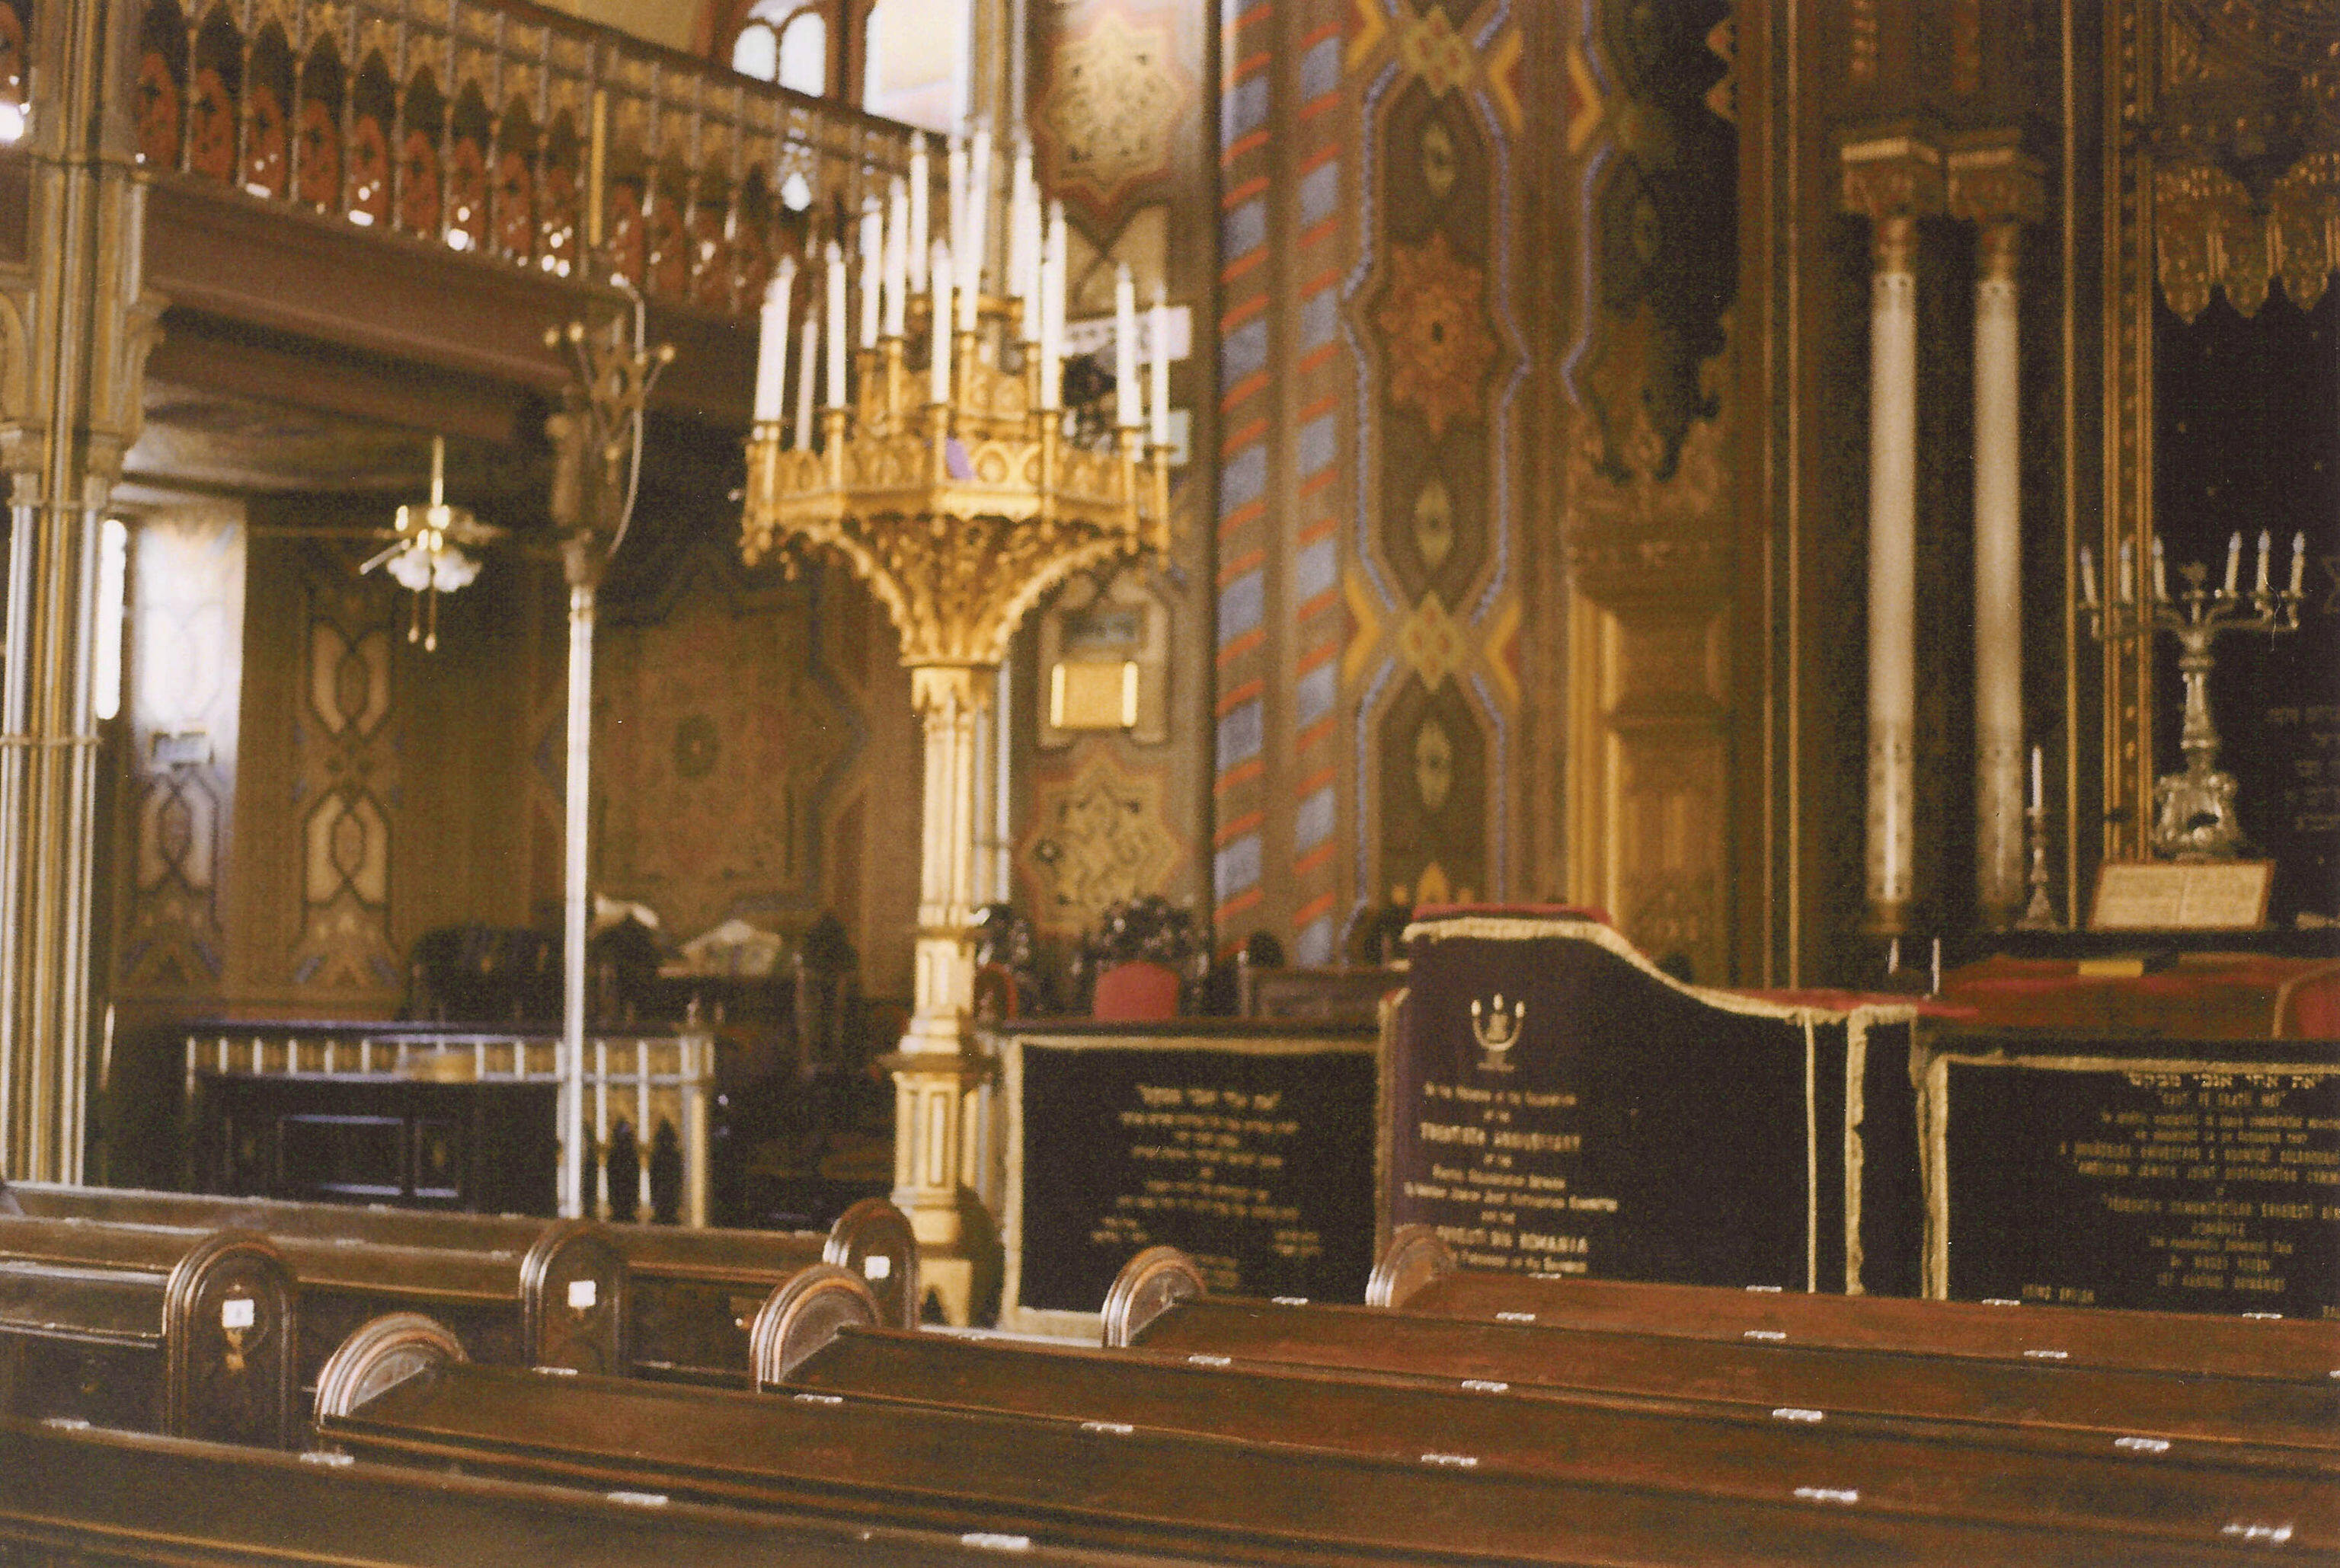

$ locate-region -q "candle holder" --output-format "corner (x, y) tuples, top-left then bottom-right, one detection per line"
(2015, 800), (2057, 929)
(2083, 536), (2304, 861)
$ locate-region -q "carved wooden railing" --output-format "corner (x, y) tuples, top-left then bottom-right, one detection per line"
(106, 0), (913, 320)
(183, 1020), (717, 1225)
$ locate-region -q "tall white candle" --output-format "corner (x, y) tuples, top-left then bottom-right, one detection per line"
(2030, 745), (2042, 812)
(929, 241), (954, 405)
(824, 241), (847, 408)
(1045, 200), (1067, 407)
(945, 133), (966, 274)
(793, 315), (820, 451)
(1037, 247), (1061, 407)
(2255, 528), (2272, 592)
(963, 123), (992, 294)
(753, 254), (796, 423)
(884, 177), (909, 338)
(1114, 264), (1137, 428)
(1149, 284), (1171, 447)
(2118, 539), (2134, 604)
(2152, 535), (2168, 601)
(2292, 531), (2308, 596)
(858, 198), (883, 350)
(1009, 142), (1037, 341)
(2079, 544), (2097, 608)
(907, 139), (929, 292)
(2224, 531), (2242, 593)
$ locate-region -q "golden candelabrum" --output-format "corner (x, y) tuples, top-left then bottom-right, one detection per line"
(741, 295), (1170, 1324)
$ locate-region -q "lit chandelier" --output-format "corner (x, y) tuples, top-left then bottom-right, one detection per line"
(738, 124), (1173, 1322)
(366, 433), (499, 650)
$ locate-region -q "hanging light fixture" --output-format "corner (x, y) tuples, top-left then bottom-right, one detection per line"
(365, 433), (498, 650)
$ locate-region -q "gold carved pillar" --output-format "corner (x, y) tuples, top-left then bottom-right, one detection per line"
(1948, 133), (2046, 930)
(0, 0), (162, 1180)
(1840, 130), (1943, 937)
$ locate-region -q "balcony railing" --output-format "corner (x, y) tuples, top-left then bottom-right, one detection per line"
(114, 0), (915, 321)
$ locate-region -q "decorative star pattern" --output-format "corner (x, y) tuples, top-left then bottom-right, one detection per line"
(1374, 230), (1498, 440)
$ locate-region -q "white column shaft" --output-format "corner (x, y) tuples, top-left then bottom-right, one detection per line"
(1865, 258), (1919, 921)
(1973, 259), (2025, 921)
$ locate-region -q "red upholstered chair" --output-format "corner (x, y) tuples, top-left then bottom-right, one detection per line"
(1091, 960), (1182, 1021)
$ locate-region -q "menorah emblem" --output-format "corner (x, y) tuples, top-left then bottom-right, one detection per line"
(1469, 994), (1526, 1071)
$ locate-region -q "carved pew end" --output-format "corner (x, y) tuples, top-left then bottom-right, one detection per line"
(1101, 1247), (1204, 1348)
(822, 1199), (921, 1330)
(748, 1265), (881, 1384)
(162, 1228), (302, 1449)
(519, 1218), (628, 1376)
(1366, 1225), (1459, 1311)
(313, 1313), (468, 1426)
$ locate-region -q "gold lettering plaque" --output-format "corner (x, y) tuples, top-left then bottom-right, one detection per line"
(2089, 861), (2273, 931)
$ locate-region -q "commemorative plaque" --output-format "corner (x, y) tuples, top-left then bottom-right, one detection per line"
(1924, 1033), (2340, 1316)
(1381, 915), (1920, 1295)
(995, 1022), (1378, 1333)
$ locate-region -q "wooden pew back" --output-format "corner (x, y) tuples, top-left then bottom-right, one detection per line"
(1106, 1247), (2340, 1455)
(0, 1218), (296, 1446)
(1370, 1225), (2340, 1384)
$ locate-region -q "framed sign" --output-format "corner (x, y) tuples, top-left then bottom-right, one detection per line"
(2091, 861), (2274, 931)
(994, 1023), (1379, 1336)
(1921, 1033), (2339, 1315)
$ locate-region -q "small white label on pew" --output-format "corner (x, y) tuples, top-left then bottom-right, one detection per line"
(222, 1298), (254, 1330)
(863, 1254), (892, 1281)
(1460, 1380), (1509, 1394)
(299, 1451), (355, 1467)
(534, 1365), (579, 1376)
(1271, 1296), (1309, 1306)
(2220, 1522), (2294, 1545)
(2022, 1348), (2068, 1360)
(794, 1393), (844, 1406)
(41, 1417), (89, 1431)
(1771, 1407), (1826, 1423)
(606, 1492), (669, 1509)
(1793, 1487), (1859, 1506)
(2114, 1437), (2170, 1455)
(1980, 1298), (2022, 1307)
(567, 1279), (597, 1311)
(1187, 1354), (1232, 1368)
(961, 1533), (1033, 1552)
(2242, 1312), (2282, 1320)
(1421, 1452), (1478, 1468)
(1080, 1421), (1134, 1435)
(1744, 1285), (1784, 1293)
(1744, 1330), (1787, 1342)
(1495, 1311), (1536, 1324)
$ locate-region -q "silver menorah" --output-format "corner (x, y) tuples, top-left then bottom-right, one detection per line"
(2081, 528), (2306, 861)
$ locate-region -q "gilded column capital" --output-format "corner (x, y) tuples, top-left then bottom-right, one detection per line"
(1947, 131), (2047, 270)
(1839, 126), (1945, 228)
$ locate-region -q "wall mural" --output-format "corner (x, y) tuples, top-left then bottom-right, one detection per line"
(1032, 5), (1186, 221)
(595, 538), (862, 950)
(1018, 746), (1185, 939)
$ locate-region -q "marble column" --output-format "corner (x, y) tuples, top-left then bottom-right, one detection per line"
(0, 0), (161, 1180)
(1949, 137), (2046, 929)
(1840, 132), (1942, 937)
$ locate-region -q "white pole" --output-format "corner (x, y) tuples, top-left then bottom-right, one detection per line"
(560, 583), (595, 1218)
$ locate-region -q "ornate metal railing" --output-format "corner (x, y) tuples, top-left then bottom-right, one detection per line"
(117, 0), (916, 319)
(183, 1020), (717, 1225)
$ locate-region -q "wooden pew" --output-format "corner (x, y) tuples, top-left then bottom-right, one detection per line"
(780, 1321), (2340, 1553)
(0, 1415), (1157, 1568)
(1370, 1224), (2340, 1384)
(8, 1182), (920, 1373)
(0, 1220), (296, 1447)
(0, 1209), (622, 1395)
(308, 1314), (2307, 1566)
(1102, 1247), (2340, 1458)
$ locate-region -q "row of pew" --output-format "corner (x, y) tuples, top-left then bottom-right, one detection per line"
(2, 1191), (2332, 1565)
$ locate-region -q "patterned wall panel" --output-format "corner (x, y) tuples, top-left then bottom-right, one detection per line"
(1016, 0), (1216, 951)
(116, 508), (246, 996)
